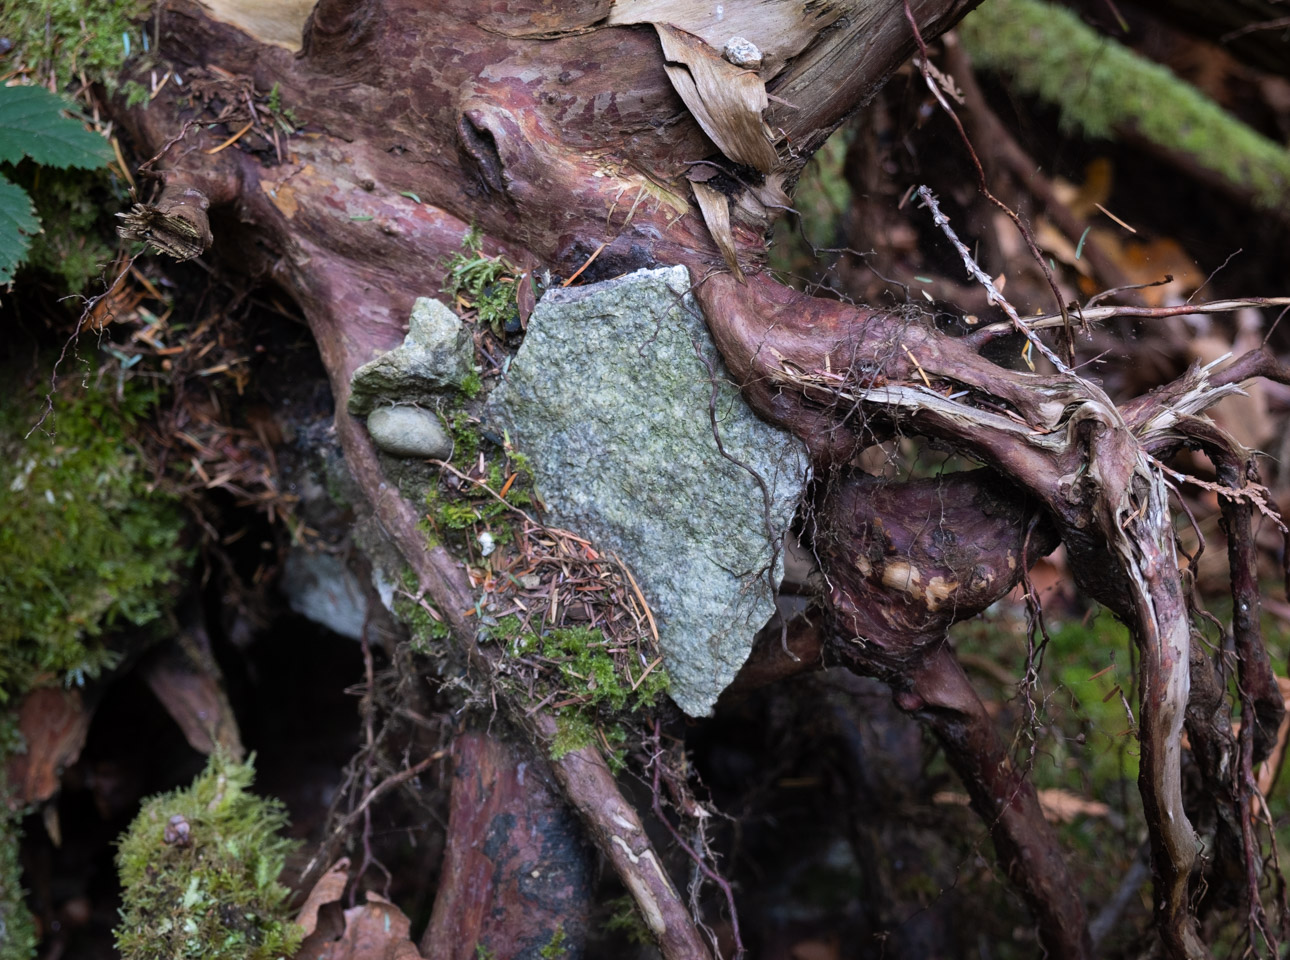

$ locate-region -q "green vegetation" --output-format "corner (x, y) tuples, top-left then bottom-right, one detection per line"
(458, 368), (484, 400)
(0, 758), (37, 960)
(114, 752), (301, 960)
(960, 0), (1290, 214)
(0, 85), (114, 286)
(409, 420), (668, 764)
(394, 569), (451, 655)
(441, 226), (520, 336)
(604, 894), (653, 946)
(0, 0), (150, 93)
(0, 365), (187, 702)
(769, 129), (852, 279)
(1041, 614), (1138, 788)
(0, 0), (151, 289)
(538, 925), (568, 959)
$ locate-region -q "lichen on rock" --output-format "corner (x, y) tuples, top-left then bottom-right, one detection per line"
(486, 266), (808, 716)
(347, 296), (475, 416)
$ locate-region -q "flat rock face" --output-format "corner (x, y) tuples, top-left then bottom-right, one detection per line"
(348, 297), (474, 415)
(486, 266), (807, 716)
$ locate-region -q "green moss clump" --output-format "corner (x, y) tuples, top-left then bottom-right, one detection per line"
(542, 627), (666, 713)
(0, 367), (187, 701)
(769, 129), (853, 278)
(394, 569), (452, 655)
(960, 0), (1290, 214)
(604, 895), (652, 946)
(114, 752), (301, 960)
(550, 711), (597, 761)
(0, 832), (37, 960)
(459, 369), (484, 400)
(1044, 613), (1139, 788)
(0, 719), (36, 960)
(440, 227), (520, 336)
(539, 925), (568, 959)
(491, 622), (669, 762)
(1, 0), (151, 92)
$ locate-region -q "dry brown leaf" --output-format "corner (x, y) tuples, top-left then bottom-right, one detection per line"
(4, 688), (92, 808)
(296, 859), (350, 939)
(935, 788), (1110, 823)
(607, 0), (845, 80)
(296, 891), (422, 960)
(692, 180), (744, 280)
(1036, 788), (1111, 823)
(655, 24), (779, 174)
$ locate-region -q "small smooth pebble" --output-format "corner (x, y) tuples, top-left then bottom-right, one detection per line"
(365, 405), (452, 459)
(723, 36), (763, 70)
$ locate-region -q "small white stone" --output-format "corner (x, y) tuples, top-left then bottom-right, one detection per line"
(478, 531), (496, 556)
(722, 36), (763, 70)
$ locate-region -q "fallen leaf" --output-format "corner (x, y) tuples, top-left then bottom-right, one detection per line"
(295, 890), (423, 960)
(5, 688), (92, 809)
(296, 859), (350, 939)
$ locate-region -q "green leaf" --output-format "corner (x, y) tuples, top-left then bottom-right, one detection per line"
(0, 85), (113, 169)
(0, 176), (40, 285)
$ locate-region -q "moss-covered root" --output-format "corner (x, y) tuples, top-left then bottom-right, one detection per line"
(0, 366), (187, 702)
(960, 0), (1290, 218)
(114, 752), (300, 960)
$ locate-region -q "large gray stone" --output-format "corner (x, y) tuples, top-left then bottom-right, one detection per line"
(486, 266), (808, 716)
(348, 297), (474, 415)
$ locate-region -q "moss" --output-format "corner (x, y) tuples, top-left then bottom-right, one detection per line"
(494, 623), (669, 763)
(446, 412), (480, 463)
(1, 0), (151, 93)
(0, 364), (187, 702)
(550, 711), (597, 760)
(459, 369), (484, 400)
(1044, 613), (1139, 788)
(0, 727), (37, 960)
(604, 894), (652, 946)
(769, 129), (853, 278)
(960, 0), (1290, 214)
(538, 925), (568, 959)
(440, 227), (520, 336)
(394, 569), (451, 655)
(114, 752), (301, 960)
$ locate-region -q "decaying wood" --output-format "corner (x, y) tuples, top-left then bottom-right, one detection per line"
(421, 732), (591, 959)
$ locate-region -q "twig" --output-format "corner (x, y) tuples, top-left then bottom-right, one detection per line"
(916, 186), (1073, 375)
(967, 296), (1290, 342)
(650, 722), (745, 959)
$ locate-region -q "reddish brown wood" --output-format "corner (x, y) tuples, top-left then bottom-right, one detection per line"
(422, 732), (590, 960)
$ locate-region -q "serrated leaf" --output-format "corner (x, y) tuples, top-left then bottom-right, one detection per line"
(0, 175), (41, 285)
(0, 85), (114, 170)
